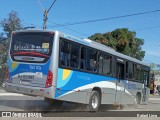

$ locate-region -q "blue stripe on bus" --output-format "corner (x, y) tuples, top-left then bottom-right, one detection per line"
(55, 68), (116, 98)
(7, 57), (50, 78)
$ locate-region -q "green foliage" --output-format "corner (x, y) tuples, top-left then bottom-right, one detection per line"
(0, 11), (22, 82)
(89, 33), (108, 45)
(0, 39), (8, 82)
(0, 66), (6, 83)
(89, 28), (145, 60)
(150, 63), (156, 71)
(0, 11), (22, 38)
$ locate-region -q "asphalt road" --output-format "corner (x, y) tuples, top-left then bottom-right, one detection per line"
(0, 88), (160, 119)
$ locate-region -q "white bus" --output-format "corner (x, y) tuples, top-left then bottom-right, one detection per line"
(5, 30), (150, 111)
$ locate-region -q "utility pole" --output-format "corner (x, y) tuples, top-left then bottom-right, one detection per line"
(43, 10), (48, 29)
(37, 0), (57, 29)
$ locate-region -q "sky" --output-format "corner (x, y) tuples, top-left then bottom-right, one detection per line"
(0, 0), (160, 64)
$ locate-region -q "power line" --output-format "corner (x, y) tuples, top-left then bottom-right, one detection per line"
(37, 0), (57, 13)
(0, 17), (41, 30)
(145, 53), (160, 58)
(51, 9), (160, 27)
(48, 0), (57, 13)
(22, 20), (88, 37)
(135, 25), (160, 31)
(22, 22), (41, 29)
(20, 5), (88, 37)
(1, 15), (88, 37)
(48, 20), (89, 37)
(37, 0), (45, 12)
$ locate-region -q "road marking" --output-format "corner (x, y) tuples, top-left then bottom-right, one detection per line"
(0, 93), (25, 96)
(149, 98), (160, 101)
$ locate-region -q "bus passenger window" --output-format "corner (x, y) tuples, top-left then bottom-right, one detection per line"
(80, 47), (86, 70)
(128, 62), (134, 79)
(98, 53), (103, 74)
(70, 44), (80, 68)
(60, 40), (70, 67)
(103, 54), (111, 75)
(86, 49), (97, 72)
(126, 62), (129, 78)
(144, 71), (149, 87)
(135, 64), (142, 82)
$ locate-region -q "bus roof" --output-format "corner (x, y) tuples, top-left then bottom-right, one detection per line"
(60, 31), (149, 67)
(13, 29), (149, 67)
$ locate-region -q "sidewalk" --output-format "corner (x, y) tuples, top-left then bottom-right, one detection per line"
(0, 87), (6, 93)
(149, 93), (160, 98)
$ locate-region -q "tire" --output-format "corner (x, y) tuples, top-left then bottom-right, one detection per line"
(134, 94), (140, 108)
(88, 91), (100, 112)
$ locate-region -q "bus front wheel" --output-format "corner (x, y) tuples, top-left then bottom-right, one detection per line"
(88, 90), (100, 112)
(134, 94), (140, 108)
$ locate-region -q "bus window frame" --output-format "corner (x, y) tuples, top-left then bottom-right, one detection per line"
(59, 37), (114, 78)
(10, 32), (54, 63)
(58, 37), (150, 83)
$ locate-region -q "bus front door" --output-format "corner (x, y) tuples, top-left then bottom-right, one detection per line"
(142, 71), (150, 104)
(115, 62), (125, 105)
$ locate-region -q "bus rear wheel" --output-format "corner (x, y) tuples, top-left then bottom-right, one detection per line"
(88, 91), (100, 112)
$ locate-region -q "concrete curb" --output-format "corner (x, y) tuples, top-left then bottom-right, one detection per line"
(0, 93), (25, 96)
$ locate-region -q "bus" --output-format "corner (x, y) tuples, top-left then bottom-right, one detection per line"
(5, 30), (150, 111)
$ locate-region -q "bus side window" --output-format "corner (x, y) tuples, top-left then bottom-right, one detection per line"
(103, 54), (111, 75)
(98, 53), (103, 74)
(144, 71), (149, 87)
(79, 59), (85, 70)
(60, 52), (65, 66)
(80, 47), (86, 70)
(70, 44), (80, 69)
(60, 40), (70, 67)
(86, 48), (97, 72)
(134, 64), (143, 82)
(128, 62), (134, 79)
(126, 61), (129, 78)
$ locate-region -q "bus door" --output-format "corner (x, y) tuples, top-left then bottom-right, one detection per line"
(115, 61), (125, 104)
(142, 70), (150, 104)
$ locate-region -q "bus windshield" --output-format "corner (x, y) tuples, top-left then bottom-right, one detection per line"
(10, 32), (54, 63)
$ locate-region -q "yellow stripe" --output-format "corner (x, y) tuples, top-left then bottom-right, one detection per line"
(62, 69), (71, 80)
(12, 62), (18, 69)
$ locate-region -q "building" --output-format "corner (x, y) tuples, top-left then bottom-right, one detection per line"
(155, 74), (160, 86)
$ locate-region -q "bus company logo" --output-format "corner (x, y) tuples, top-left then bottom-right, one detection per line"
(1, 112), (42, 117)
(29, 65), (41, 70)
(2, 112), (11, 117)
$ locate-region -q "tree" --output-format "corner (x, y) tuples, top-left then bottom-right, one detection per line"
(150, 63), (156, 71)
(89, 28), (145, 60)
(89, 33), (108, 45)
(0, 11), (22, 38)
(0, 11), (22, 83)
(0, 33), (6, 42)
